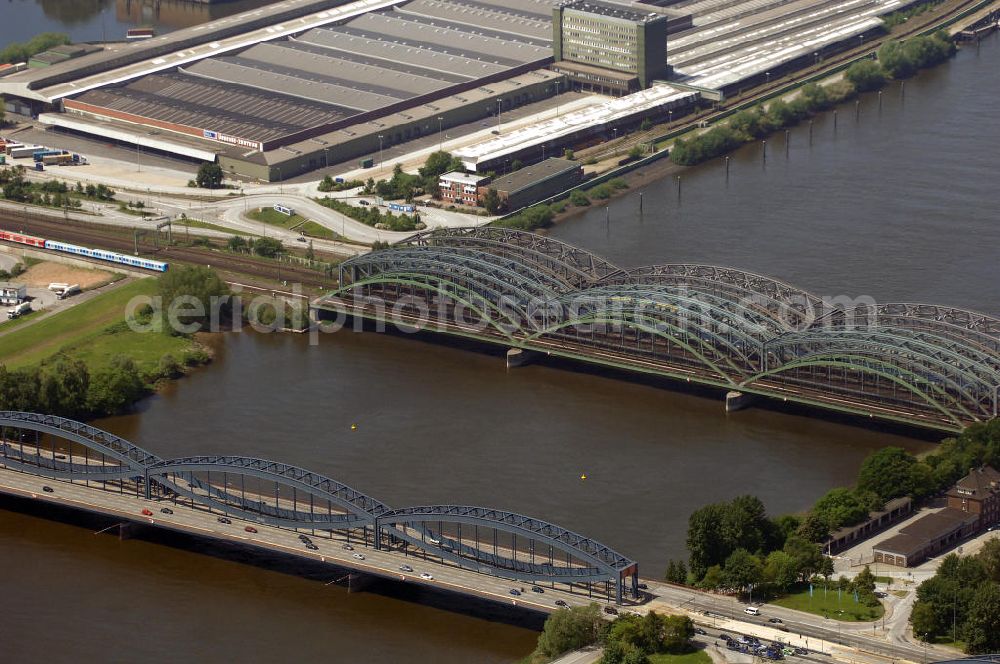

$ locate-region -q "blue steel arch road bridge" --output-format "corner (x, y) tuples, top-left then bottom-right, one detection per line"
(314, 227), (1000, 433)
(0, 411), (639, 606)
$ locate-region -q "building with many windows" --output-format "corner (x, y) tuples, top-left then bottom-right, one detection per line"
(946, 465), (1000, 530)
(552, 0), (672, 93)
(438, 171), (490, 207)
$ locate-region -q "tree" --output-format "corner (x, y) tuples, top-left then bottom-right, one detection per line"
(510, 159), (523, 172)
(661, 614), (694, 653)
(252, 236), (285, 258)
(852, 565), (876, 596)
(783, 535), (824, 580)
(722, 548), (763, 595)
(305, 239), (315, 261)
(910, 601), (939, 640)
(700, 565), (723, 590)
(811, 487), (870, 531)
(965, 582), (1000, 654)
(846, 59), (887, 92)
(857, 447), (916, 502)
(763, 550), (799, 592)
(819, 555), (835, 581)
(687, 502), (730, 580)
(563, 149), (575, 160)
(37, 355), (90, 419)
(87, 356), (146, 414)
(482, 187), (502, 214)
(533, 604), (603, 659)
(665, 559), (688, 585)
(157, 265), (231, 332)
(227, 235), (249, 253)
(569, 189), (591, 207)
(980, 538), (1000, 583)
(195, 162), (224, 189)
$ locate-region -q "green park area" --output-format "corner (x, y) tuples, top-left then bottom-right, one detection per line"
(247, 207), (336, 240)
(771, 582), (884, 622)
(649, 650), (712, 664)
(0, 278), (193, 373)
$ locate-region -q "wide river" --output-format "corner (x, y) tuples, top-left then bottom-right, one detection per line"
(3, 24), (999, 664)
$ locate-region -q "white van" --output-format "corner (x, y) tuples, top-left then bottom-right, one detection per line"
(744, 606), (760, 616)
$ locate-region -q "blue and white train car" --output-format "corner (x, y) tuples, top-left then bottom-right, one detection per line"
(43, 240), (169, 272)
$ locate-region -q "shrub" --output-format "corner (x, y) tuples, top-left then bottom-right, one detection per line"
(846, 59), (887, 92)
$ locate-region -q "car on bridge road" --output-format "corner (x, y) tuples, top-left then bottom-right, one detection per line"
(160, 507), (173, 515)
(555, 600), (568, 607)
(141, 508), (153, 516)
(352, 553), (365, 560)
(218, 517), (231, 524)
(420, 572), (433, 580)
(768, 617), (782, 624)
(298, 534), (311, 544)
(42, 485), (54, 493)
(399, 565), (413, 573)
(305, 543), (319, 551)
(342, 544), (354, 551)
(531, 586), (544, 594)
(245, 526), (258, 534)
(509, 589), (521, 596)
(694, 628), (707, 635)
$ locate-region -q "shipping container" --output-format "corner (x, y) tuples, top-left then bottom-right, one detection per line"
(9, 145), (40, 159)
(42, 153), (73, 165)
(34, 149), (64, 162)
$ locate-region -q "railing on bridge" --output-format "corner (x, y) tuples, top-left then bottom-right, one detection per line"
(0, 411), (639, 604)
(313, 227), (1000, 432)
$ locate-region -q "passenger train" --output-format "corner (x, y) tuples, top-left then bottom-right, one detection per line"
(0, 229), (169, 272)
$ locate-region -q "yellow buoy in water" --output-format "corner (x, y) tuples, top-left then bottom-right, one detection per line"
(351, 424), (358, 431)
(580, 473), (587, 480)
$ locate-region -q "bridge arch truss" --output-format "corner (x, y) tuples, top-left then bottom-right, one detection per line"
(316, 228), (1000, 431)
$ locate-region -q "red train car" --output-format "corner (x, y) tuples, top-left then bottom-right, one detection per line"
(0, 229), (46, 248)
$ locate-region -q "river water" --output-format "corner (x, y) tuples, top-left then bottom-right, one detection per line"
(0, 0), (274, 47)
(1, 24), (998, 664)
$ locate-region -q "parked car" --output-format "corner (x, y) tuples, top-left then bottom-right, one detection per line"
(245, 526), (258, 534)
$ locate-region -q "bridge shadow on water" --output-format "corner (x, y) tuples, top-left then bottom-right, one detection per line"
(0, 493), (548, 631)
(352, 317), (943, 442)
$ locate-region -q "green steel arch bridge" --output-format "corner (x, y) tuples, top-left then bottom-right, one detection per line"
(314, 227), (1000, 433)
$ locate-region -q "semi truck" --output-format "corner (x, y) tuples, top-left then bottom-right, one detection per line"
(7, 302), (31, 319)
(42, 153), (74, 166)
(33, 149), (64, 162)
(9, 145), (41, 159)
(55, 284), (80, 300)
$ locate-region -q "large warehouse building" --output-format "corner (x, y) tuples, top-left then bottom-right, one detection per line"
(0, 0), (923, 181)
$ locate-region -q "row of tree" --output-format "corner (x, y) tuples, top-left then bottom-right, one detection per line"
(227, 235), (286, 258)
(525, 604), (694, 664)
(0, 32), (68, 65)
(316, 194), (423, 232)
(911, 541), (1000, 653)
(670, 31), (956, 167)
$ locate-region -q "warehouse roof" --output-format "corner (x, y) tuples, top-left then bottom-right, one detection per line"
(560, 0), (667, 23)
(491, 157), (580, 193)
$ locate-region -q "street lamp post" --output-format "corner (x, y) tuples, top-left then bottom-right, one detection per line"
(765, 71), (771, 85)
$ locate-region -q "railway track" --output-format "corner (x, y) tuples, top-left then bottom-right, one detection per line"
(0, 211), (336, 290)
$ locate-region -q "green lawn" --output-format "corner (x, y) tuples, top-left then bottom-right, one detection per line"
(247, 207), (336, 240)
(0, 308), (43, 331)
(0, 278), (192, 373)
(770, 583), (884, 622)
(179, 218), (258, 236)
(649, 650), (712, 664)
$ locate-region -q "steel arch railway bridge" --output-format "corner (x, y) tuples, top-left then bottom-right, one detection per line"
(0, 411), (639, 604)
(314, 227), (1000, 433)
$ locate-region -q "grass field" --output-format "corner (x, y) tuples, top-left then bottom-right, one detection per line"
(771, 583), (884, 622)
(0, 278), (193, 373)
(248, 207), (337, 240)
(179, 218), (258, 236)
(649, 650), (712, 664)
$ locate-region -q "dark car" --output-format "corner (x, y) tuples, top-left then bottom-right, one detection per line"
(245, 526), (258, 534)
(218, 517), (232, 524)
(305, 543), (319, 551)
(794, 648), (809, 656)
(531, 586), (544, 594)
(509, 589), (522, 596)
(296, 236), (307, 243)
(298, 534), (311, 543)
(637, 583), (648, 590)
(160, 507), (173, 515)
(719, 634), (732, 642)
(555, 600), (568, 607)
(603, 606), (618, 615)
(358, 200), (370, 206)
(694, 628), (707, 635)
(768, 617), (783, 624)
(42, 485), (54, 493)
(342, 543), (354, 551)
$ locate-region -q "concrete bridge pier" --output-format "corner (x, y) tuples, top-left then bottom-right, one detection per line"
(725, 391), (757, 413)
(506, 348), (543, 368)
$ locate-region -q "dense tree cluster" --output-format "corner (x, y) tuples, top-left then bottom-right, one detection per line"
(195, 162), (225, 189)
(601, 613), (695, 664)
(911, 542), (1000, 653)
(877, 31), (955, 79)
(316, 196), (422, 232)
(493, 204), (554, 231)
